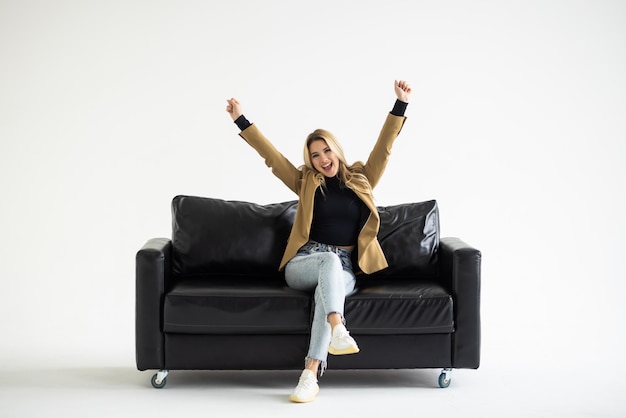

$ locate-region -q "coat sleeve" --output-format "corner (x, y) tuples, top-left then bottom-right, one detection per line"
(239, 124), (302, 194)
(362, 113), (407, 189)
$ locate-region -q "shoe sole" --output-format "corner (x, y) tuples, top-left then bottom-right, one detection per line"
(289, 387), (319, 403)
(328, 346), (360, 355)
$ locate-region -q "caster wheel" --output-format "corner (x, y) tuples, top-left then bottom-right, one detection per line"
(151, 373), (167, 389)
(438, 372), (451, 388)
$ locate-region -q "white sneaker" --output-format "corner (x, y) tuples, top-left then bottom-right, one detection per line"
(289, 370), (319, 403)
(328, 324), (360, 355)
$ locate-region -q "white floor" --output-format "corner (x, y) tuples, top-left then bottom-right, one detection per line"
(2, 351), (624, 418)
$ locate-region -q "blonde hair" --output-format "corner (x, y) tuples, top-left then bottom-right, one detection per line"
(303, 129), (373, 197)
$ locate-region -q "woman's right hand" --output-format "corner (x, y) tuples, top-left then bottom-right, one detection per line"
(226, 98), (243, 121)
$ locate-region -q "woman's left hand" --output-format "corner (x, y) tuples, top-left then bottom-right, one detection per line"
(394, 80), (412, 102)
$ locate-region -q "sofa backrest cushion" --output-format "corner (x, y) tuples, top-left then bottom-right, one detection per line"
(171, 195), (439, 279)
(172, 196), (297, 278)
(369, 199), (439, 279)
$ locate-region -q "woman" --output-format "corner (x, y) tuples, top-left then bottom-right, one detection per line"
(225, 80), (411, 403)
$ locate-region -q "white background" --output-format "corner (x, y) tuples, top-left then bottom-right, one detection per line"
(1, 0), (625, 410)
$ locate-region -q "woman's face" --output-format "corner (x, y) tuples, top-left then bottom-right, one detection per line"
(309, 139), (339, 177)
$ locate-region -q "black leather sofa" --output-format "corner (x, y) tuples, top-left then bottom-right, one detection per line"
(136, 195), (481, 389)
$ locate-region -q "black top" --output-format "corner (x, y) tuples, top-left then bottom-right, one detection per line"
(309, 175), (368, 246)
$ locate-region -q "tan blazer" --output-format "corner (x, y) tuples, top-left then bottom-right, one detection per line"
(239, 113), (407, 274)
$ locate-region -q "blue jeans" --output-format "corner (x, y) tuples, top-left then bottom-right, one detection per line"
(284, 241), (356, 372)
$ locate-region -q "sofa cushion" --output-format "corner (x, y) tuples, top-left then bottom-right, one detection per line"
(164, 278), (312, 334)
(171, 196), (297, 278)
(369, 200), (440, 279)
(345, 278), (453, 334)
(171, 195), (439, 279)
(164, 277), (453, 336)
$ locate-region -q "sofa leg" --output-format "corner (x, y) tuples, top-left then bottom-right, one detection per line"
(438, 368), (452, 388)
(151, 369), (169, 389)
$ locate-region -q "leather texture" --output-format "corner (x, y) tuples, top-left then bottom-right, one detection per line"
(135, 196), (481, 373)
(164, 278), (312, 334)
(171, 196), (296, 278)
(369, 200), (439, 278)
(171, 196), (439, 278)
(135, 238), (171, 371)
(345, 279), (453, 334)
(439, 237), (482, 369)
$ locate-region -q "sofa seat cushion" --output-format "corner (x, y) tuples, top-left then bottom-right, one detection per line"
(345, 279), (454, 335)
(164, 278), (311, 334)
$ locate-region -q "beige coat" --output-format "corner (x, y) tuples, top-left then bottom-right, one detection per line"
(239, 113), (407, 274)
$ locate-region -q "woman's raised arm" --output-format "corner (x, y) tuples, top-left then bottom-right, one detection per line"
(226, 97), (302, 194)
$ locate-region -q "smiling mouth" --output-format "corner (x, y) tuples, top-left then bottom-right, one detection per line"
(322, 163), (332, 171)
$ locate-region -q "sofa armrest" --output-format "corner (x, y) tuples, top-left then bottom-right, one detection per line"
(439, 237), (481, 369)
(136, 238), (172, 371)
